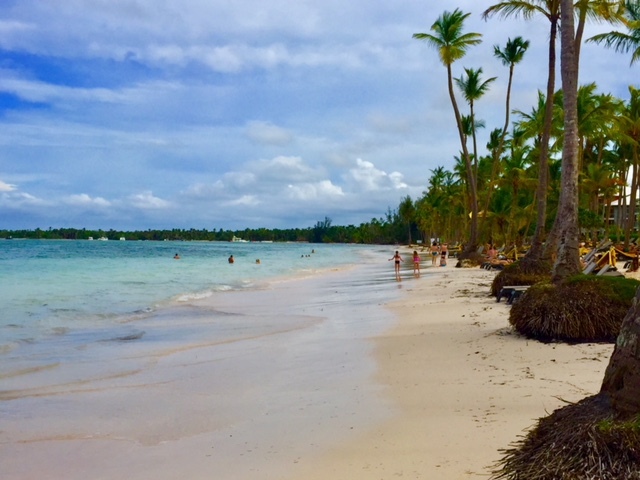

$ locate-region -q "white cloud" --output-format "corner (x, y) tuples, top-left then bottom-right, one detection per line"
(66, 193), (111, 207)
(128, 191), (170, 209)
(0, 190), (49, 207)
(286, 180), (344, 201)
(348, 158), (407, 192)
(0, 180), (17, 192)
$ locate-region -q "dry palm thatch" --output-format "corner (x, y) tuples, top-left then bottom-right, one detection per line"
(492, 393), (640, 480)
(509, 276), (640, 343)
(491, 260), (552, 297)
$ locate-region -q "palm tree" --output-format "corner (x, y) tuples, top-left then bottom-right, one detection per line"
(413, 9), (483, 256)
(483, 37), (530, 231)
(588, 0), (640, 65)
(618, 86), (640, 248)
(398, 195), (416, 244)
(455, 67), (497, 177)
(551, 0), (582, 280)
(483, 1), (561, 264)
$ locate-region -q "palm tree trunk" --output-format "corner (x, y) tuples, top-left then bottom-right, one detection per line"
(447, 64), (479, 254)
(551, 0), (582, 283)
(625, 157), (638, 249)
(527, 20), (558, 264)
(482, 64), (515, 235)
(601, 283), (640, 416)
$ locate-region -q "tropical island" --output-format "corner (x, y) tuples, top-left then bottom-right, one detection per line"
(4, 2), (640, 479)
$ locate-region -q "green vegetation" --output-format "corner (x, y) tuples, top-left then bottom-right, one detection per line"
(0, 214), (416, 244)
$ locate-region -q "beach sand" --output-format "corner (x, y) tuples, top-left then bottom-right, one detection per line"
(285, 263), (613, 479)
(1, 255), (616, 479)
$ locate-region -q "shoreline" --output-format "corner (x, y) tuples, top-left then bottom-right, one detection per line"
(1, 248), (405, 480)
(2, 251), (618, 479)
(285, 264), (613, 478)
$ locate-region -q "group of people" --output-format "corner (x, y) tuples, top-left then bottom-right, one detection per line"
(389, 241), (449, 281)
(430, 242), (448, 267)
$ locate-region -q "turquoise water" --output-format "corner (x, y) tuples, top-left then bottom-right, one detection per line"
(1, 239), (424, 479)
(0, 239), (389, 376)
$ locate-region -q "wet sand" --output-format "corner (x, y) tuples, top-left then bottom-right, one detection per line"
(1, 254), (614, 479)
(1, 251), (403, 480)
(285, 264), (613, 479)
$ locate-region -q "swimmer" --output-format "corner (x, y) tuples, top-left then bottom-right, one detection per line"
(228, 255), (234, 264)
(173, 253), (180, 260)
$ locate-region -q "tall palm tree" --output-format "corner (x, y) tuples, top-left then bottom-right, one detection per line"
(494, 37), (530, 136)
(483, 1), (561, 264)
(483, 37), (530, 233)
(455, 67), (497, 176)
(618, 86), (640, 248)
(552, 0), (583, 280)
(588, 0), (640, 64)
(413, 9), (483, 255)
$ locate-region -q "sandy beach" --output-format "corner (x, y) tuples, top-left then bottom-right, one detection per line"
(285, 261), (613, 479)
(1, 251), (616, 479)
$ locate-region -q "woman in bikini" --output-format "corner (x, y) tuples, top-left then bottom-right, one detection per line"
(430, 241), (439, 266)
(389, 250), (403, 280)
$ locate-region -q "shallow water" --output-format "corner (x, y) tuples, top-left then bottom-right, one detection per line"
(0, 240), (427, 479)
(0, 240), (382, 377)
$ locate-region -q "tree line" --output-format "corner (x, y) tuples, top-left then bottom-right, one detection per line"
(0, 213), (416, 245)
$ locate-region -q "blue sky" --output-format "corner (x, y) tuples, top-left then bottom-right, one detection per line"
(0, 0), (636, 231)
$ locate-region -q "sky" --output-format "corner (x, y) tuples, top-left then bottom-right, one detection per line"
(0, 0), (637, 231)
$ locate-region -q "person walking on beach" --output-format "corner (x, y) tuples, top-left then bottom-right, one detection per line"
(440, 243), (448, 267)
(389, 250), (403, 280)
(430, 241), (440, 266)
(412, 250), (421, 276)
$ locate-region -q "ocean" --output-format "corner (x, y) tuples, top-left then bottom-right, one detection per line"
(0, 239), (416, 479)
(0, 239), (396, 375)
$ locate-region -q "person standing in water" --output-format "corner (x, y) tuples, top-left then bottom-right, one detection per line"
(389, 250), (403, 280)
(228, 255), (234, 264)
(412, 250), (421, 276)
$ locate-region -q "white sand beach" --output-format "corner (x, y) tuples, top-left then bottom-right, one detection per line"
(285, 261), (613, 479)
(1, 252), (615, 479)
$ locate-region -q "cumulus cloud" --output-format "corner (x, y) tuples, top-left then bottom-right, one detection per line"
(128, 191), (170, 209)
(348, 158), (407, 192)
(286, 180), (344, 201)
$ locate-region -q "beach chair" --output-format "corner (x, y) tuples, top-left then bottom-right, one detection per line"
(497, 286), (530, 304)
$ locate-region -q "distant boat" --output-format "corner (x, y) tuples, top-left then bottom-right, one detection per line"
(231, 236), (249, 243)
(98, 237), (108, 241)
(119, 237), (126, 241)
(88, 237), (94, 241)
